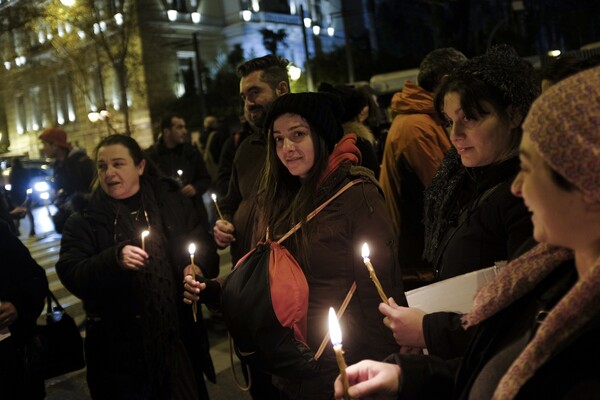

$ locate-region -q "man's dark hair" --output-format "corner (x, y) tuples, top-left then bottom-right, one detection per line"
(541, 54), (600, 85)
(418, 48), (467, 93)
(236, 54), (290, 90)
(160, 113), (183, 131)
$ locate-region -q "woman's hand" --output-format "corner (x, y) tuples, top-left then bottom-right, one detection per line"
(213, 219), (236, 248)
(334, 360), (401, 400)
(182, 274), (207, 304)
(0, 301), (18, 330)
(119, 245), (148, 270)
(379, 298), (427, 348)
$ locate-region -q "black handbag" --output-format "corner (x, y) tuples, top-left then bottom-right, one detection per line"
(25, 290), (86, 380)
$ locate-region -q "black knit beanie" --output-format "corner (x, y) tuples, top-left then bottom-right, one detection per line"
(454, 44), (540, 118)
(264, 92), (345, 152)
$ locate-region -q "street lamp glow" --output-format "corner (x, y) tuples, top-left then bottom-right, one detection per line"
(312, 25), (321, 36)
(303, 17), (312, 28)
(191, 12), (201, 23)
(88, 111), (100, 123)
(548, 49), (561, 57)
(288, 64), (301, 81)
(241, 10), (252, 21)
(167, 9), (178, 21)
(327, 26), (335, 37)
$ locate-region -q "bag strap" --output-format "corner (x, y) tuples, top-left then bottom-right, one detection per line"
(314, 281), (357, 360)
(46, 289), (64, 314)
(277, 178), (366, 244)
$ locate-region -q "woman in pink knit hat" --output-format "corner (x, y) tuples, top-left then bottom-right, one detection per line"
(334, 65), (600, 399)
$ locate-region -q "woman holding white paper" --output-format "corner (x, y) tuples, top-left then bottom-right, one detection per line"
(335, 64), (600, 400)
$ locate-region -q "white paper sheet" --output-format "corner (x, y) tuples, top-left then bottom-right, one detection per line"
(406, 263), (505, 314)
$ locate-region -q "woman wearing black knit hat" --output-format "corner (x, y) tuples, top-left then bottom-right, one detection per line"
(254, 92), (406, 399)
(379, 45), (539, 359)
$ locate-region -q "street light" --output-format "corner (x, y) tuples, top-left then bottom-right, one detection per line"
(164, 7), (208, 122)
(299, 4), (314, 91)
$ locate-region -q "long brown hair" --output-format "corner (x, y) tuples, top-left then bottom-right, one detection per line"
(256, 116), (329, 269)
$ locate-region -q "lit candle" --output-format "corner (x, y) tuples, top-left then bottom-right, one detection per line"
(211, 193), (225, 221)
(188, 243), (198, 322)
(141, 230), (149, 251)
(329, 307), (350, 400)
(361, 243), (389, 305)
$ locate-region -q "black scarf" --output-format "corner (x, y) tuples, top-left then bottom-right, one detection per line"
(99, 179), (179, 399)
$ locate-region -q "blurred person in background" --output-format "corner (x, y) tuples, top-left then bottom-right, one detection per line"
(379, 47), (467, 289)
(39, 127), (95, 233)
(9, 158), (35, 236)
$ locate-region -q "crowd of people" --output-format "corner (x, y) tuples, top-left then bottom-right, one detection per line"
(2, 46), (599, 400)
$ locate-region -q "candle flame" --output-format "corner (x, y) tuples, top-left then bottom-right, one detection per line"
(177, 169), (183, 176)
(329, 307), (342, 346)
(211, 193), (217, 202)
(141, 230), (149, 239)
(361, 242), (370, 259)
(188, 243), (196, 255)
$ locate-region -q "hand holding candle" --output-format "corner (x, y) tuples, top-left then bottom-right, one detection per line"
(362, 243), (390, 305)
(141, 230), (149, 252)
(188, 243), (198, 322)
(329, 307), (350, 400)
(211, 193), (225, 221)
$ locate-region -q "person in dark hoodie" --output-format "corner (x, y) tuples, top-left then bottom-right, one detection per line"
(39, 127), (95, 233)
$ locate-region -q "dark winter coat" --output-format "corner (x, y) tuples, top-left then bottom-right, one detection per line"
(424, 151), (532, 280)
(53, 147), (95, 202)
(56, 178), (219, 398)
(0, 220), (48, 399)
(218, 131), (266, 265)
(392, 260), (600, 399)
(277, 165), (406, 399)
(145, 139), (211, 217)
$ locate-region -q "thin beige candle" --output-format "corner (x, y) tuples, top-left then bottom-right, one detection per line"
(361, 243), (390, 305)
(211, 193), (225, 221)
(188, 243), (198, 322)
(141, 230), (149, 252)
(329, 307), (350, 400)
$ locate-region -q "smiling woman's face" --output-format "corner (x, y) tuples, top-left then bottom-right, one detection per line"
(97, 144), (145, 199)
(273, 113), (315, 179)
(443, 92), (513, 167)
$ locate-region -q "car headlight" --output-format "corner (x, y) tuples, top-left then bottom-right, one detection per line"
(34, 181), (51, 192)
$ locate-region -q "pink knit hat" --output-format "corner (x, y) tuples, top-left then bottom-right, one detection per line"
(523, 65), (600, 200)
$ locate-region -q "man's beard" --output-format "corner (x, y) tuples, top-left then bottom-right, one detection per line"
(245, 107), (266, 131)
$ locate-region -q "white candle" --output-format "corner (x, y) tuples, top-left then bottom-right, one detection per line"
(188, 243), (198, 322)
(361, 243), (389, 305)
(211, 193), (225, 221)
(141, 230), (149, 251)
(329, 307), (350, 400)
